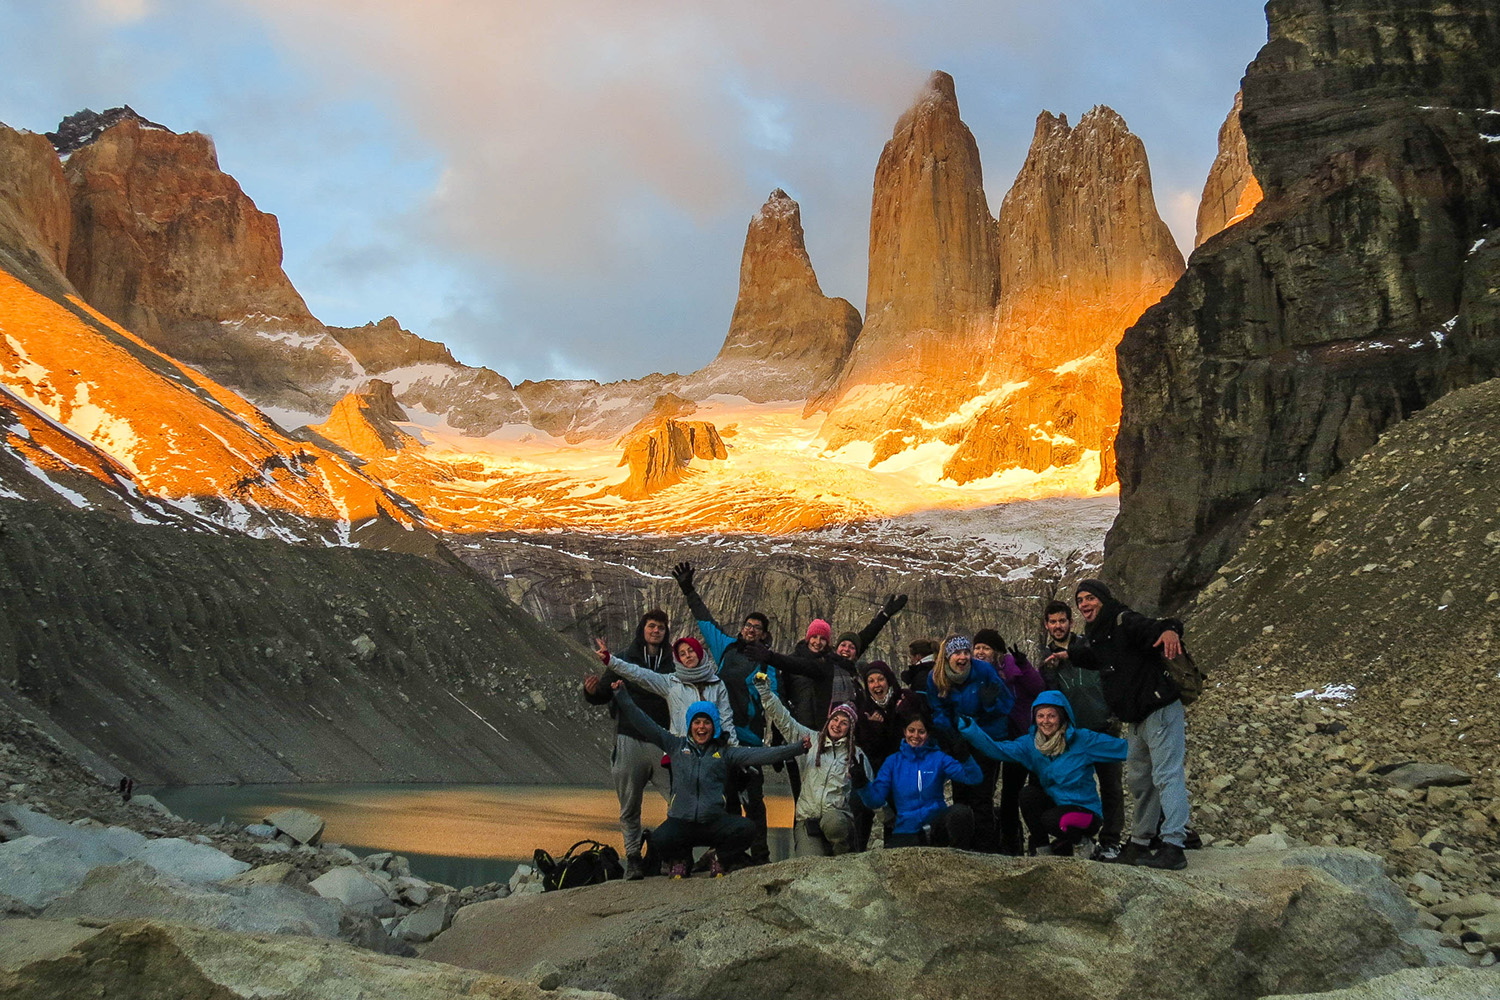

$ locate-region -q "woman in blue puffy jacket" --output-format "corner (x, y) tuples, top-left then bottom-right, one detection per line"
(957, 689), (1127, 856)
(852, 708), (981, 849)
(924, 634), (1014, 852)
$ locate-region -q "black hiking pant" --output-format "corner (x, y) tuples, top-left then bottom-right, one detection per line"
(651, 814), (754, 863)
(1020, 783), (1102, 850)
(949, 756), (1000, 852)
(723, 765), (769, 864)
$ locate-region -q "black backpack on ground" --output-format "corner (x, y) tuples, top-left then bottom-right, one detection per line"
(533, 839), (623, 891)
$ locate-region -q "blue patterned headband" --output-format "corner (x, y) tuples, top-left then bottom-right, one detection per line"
(944, 636), (973, 657)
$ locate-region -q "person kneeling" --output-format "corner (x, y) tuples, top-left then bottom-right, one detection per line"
(853, 710), (981, 849)
(956, 690), (1127, 857)
(610, 681), (808, 878)
(754, 672), (871, 856)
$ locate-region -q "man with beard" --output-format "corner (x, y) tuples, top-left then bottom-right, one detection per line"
(581, 609), (673, 879)
(670, 561), (776, 865)
(1055, 579), (1190, 870)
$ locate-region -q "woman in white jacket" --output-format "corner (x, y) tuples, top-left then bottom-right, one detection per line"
(595, 636), (738, 746)
(754, 671), (871, 856)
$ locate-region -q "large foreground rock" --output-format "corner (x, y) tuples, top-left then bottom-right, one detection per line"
(424, 846), (1426, 1000)
(0, 918), (619, 1000)
(1262, 966), (1500, 999)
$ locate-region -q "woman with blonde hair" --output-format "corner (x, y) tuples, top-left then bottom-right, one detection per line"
(924, 634), (1013, 851)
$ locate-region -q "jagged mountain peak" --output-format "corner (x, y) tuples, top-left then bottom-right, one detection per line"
(47, 106), (173, 155)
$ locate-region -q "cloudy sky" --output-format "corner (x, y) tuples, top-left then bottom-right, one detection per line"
(1, 0), (1268, 382)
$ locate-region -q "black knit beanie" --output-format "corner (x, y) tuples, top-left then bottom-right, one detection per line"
(1074, 578), (1114, 603)
(972, 628), (1004, 651)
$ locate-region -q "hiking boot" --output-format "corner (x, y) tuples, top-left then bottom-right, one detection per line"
(1112, 840), (1151, 865)
(1048, 840), (1076, 858)
(1183, 828), (1203, 850)
(1142, 843), (1187, 870)
(667, 861), (690, 879)
(709, 855), (727, 878)
(997, 835), (1025, 857)
(625, 853), (645, 881)
(1093, 840), (1123, 862)
(692, 849), (716, 873)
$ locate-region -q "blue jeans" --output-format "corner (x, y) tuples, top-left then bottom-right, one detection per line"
(1128, 700), (1190, 847)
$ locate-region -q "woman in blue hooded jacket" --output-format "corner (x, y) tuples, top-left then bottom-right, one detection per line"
(852, 709), (982, 849)
(957, 690), (1127, 856)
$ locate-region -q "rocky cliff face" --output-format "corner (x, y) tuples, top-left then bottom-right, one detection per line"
(62, 119), (359, 413)
(307, 380), (420, 459)
(612, 395), (726, 499)
(45, 105), (169, 155)
(685, 190), (861, 403)
(328, 317), (458, 374)
(0, 124), (70, 288)
(993, 107), (1185, 367)
(1103, 0), (1500, 612)
(817, 71), (1000, 452)
(1195, 91), (1263, 248)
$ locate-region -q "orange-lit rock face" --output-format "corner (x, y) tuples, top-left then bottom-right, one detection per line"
(994, 107), (1186, 367)
(817, 71), (1001, 448)
(309, 381), (420, 460)
(1195, 91), (1263, 248)
(687, 190), (861, 403)
(0, 267), (416, 540)
(0, 124), (71, 285)
(62, 120), (359, 411)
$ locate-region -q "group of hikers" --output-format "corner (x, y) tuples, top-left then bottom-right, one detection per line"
(580, 562), (1194, 879)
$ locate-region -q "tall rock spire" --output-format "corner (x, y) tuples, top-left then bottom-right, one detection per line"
(993, 106), (1185, 367)
(1195, 90), (1262, 247)
(686, 189), (861, 402)
(818, 71), (1000, 456)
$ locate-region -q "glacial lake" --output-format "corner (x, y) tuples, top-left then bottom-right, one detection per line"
(150, 783), (796, 887)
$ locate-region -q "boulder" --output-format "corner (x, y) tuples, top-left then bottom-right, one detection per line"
(132, 837), (250, 883)
(424, 847), (1423, 1000)
(43, 861), (342, 939)
(1383, 764), (1473, 791)
(1430, 894), (1500, 920)
(395, 896), (457, 943)
(219, 862), (309, 892)
(265, 807), (325, 846)
(0, 836), (101, 909)
(1259, 966), (1500, 999)
(310, 865), (393, 910)
(0, 918), (619, 1000)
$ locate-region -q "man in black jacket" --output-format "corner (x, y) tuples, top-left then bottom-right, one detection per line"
(1040, 599), (1124, 859)
(1059, 579), (1191, 871)
(582, 609), (673, 879)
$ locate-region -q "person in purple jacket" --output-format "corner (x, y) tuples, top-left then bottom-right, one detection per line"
(925, 634), (1013, 852)
(973, 627), (1045, 855)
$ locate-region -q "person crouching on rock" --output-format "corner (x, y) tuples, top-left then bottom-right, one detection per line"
(926, 634), (1014, 852)
(753, 672), (872, 857)
(610, 682), (809, 877)
(594, 635), (740, 746)
(956, 690), (1127, 857)
(852, 708), (981, 849)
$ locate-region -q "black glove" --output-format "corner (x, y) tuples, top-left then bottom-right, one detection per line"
(670, 561), (695, 591)
(743, 643), (772, 664)
(977, 682), (1002, 710)
(945, 736), (973, 763)
(1008, 642), (1030, 667)
(849, 765), (870, 789)
(881, 594), (908, 618)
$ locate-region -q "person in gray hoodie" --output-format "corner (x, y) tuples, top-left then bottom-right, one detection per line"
(609, 682), (808, 878)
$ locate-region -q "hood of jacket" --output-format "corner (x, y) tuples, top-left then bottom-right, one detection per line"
(683, 699), (722, 739)
(896, 738), (941, 762)
(622, 613), (671, 670)
(1029, 689), (1077, 738)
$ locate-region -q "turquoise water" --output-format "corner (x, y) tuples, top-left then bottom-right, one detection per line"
(150, 783), (795, 886)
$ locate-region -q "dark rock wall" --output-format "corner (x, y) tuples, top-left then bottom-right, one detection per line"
(1104, 0), (1500, 612)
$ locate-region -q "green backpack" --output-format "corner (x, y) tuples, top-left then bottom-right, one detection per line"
(1117, 611), (1206, 706)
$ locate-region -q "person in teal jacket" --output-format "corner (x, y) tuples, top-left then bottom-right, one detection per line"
(852, 710), (982, 848)
(957, 689), (1128, 856)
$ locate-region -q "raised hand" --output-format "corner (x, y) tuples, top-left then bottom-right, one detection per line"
(583, 674), (603, 696)
(1008, 642), (1030, 666)
(593, 637), (611, 666)
(670, 562), (695, 590)
(1154, 630), (1183, 659)
(800, 735), (813, 750)
(882, 594), (909, 618)
(744, 643), (772, 664)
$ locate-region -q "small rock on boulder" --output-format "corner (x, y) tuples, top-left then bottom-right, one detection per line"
(310, 865), (392, 910)
(264, 807), (325, 846)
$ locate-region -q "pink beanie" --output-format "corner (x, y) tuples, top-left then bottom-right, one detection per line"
(673, 636), (705, 664)
(805, 619), (832, 641)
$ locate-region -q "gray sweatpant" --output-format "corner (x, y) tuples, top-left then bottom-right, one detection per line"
(792, 808), (855, 857)
(613, 733), (666, 858)
(1127, 699), (1191, 847)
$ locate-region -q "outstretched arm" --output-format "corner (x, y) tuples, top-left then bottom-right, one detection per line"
(854, 594), (907, 656)
(753, 672), (816, 744)
(714, 683), (740, 747)
(856, 753), (897, 811)
(726, 737), (808, 768)
(607, 655), (673, 698)
(672, 561), (736, 663)
(956, 716), (1025, 766)
(611, 684), (679, 752)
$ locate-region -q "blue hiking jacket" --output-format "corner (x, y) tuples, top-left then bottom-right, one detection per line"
(957, 690), (1127, 816)
(926, 658), (1014, 741)
(856, 739), (982, 834)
